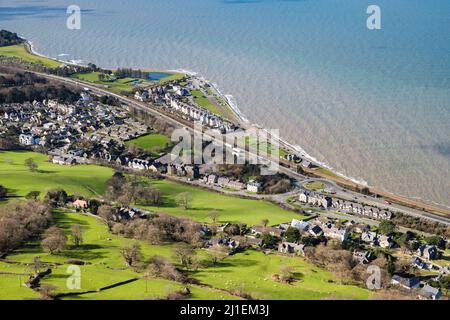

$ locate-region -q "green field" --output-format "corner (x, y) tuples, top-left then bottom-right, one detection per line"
(0, 210), (370, 300)
(193, 250), (371, 300)
(71, 72), (142, 93)
(0, 151), (113, 198)
(303, 181), (326, 190)
(191, 90), (224, 116)
(0, 211), (237, 300)
(0, 44), (62, 68)
(72, 70), (184, 93)
(125, 133), (171, 155)
(141, 179), (306, 226)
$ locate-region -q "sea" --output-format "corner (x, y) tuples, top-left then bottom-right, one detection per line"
(1, 0), (449, 207)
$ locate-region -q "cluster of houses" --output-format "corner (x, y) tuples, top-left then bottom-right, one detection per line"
(200, 174), (264, 193)
(391, 274), (443, 300)
(1, 96), (154, 166)
(299, 189), (393, 221)
(134, 78), (237, 133)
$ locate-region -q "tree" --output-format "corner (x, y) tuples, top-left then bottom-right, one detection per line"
(24, 158), (38, 172)
(27, 256), (44, 274)
(121, 243), (143, 268)
(261, 233), (279, 248)
(279, 265), (297, 283)
(173, 243), (196, 270)
(45, 189), (68, 207)
(208, 210), (219, 224)
(285, 227), (300, 243)
(378, 220), (396, 235)
(25, 191), (40, 200)
(0, 185), (7, 199)
(261, 219), (269, 228)
(41, 227), (67, 254)
(88, 199), (101, 215)
(38, 284), (57, 300)
(70, 224), (84, 247)
(98, 205), (115, 229)
(175, 192), (192, 210)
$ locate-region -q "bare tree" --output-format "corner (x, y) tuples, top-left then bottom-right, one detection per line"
(121, 243), (143, 268)
(41, 227), (67, 254)
(172, 243), (196, 270)
(38, 284), (57, 300)
(98, 205), (116, 229)
(175, 192), (192, 210)
(70, 224), (84, 247)
(208, 210), (220, 224)
(27, 256), (44, 274)
(24, 158), (38, 172)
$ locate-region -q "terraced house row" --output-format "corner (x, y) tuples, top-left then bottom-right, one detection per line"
(299, 189), (393, 220)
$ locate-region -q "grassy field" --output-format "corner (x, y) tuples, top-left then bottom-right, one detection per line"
(141, 178), (307, 226)
(303, 181), (326, 190)
(1, 210), (370, 300)
(125, 133), (171, 155)
(0, 44), (62, 68)
(0, 211), (238, 300)
(191, 90), (224, 116)
(0, 151), (113, 198)
(71, 72), (142, 93)
(193, 250), (371, 300)
(72, 70), (184, 93)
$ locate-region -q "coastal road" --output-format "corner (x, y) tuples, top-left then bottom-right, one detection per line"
(27, 70), (450, 226)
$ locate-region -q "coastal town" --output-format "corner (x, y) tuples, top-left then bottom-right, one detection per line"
(0, 29), (449, 301)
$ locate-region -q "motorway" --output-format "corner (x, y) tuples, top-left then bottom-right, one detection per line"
(29, 70), (450, 226)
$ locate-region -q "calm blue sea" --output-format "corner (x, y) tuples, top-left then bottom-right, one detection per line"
(1, 0), (449, 206)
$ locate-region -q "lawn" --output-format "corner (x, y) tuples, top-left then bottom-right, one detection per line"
(191, 90), (224, 116)
(0, 44), (62, 68)
(0, 151), (113, 198)
(1, 210), (237, 300)
(140, 179), (307, 226)
(125, 133), (171, 155)
(72, 70), (184, 93)
(192, 250), (371, 300)
(303, 181), (326, 190)
(71, 72), (141, 93)
(1, 211), (371, 300)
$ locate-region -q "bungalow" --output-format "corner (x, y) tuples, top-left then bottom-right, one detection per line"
(353, 251), (375, 264)
(19, 134), (40, 146)
(411, 257), (430, 270)
(112, 207), (149, 222)
(278, 242), (305, 256)
(208, 237), (240, 252)
(418, 285), (442, 300)
(320, 221), (349, 241)
(52, 156), (76, 166)
(244, 237), (263, 248)
(290, 219), (310, 232)
(251, 226), (282, 238)
(309, 225), (324, 237)
(149, 162), (167, 174)
(417, 245), (439, 260)
(391, 274), (420, 290)
(378, 235), (395, 249)
(361, 231), (378, 245)
(72, 199), (88, 209)
(247, 180), (262, 193)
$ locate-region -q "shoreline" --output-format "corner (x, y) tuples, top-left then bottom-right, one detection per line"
(20, 39), (450, 214)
